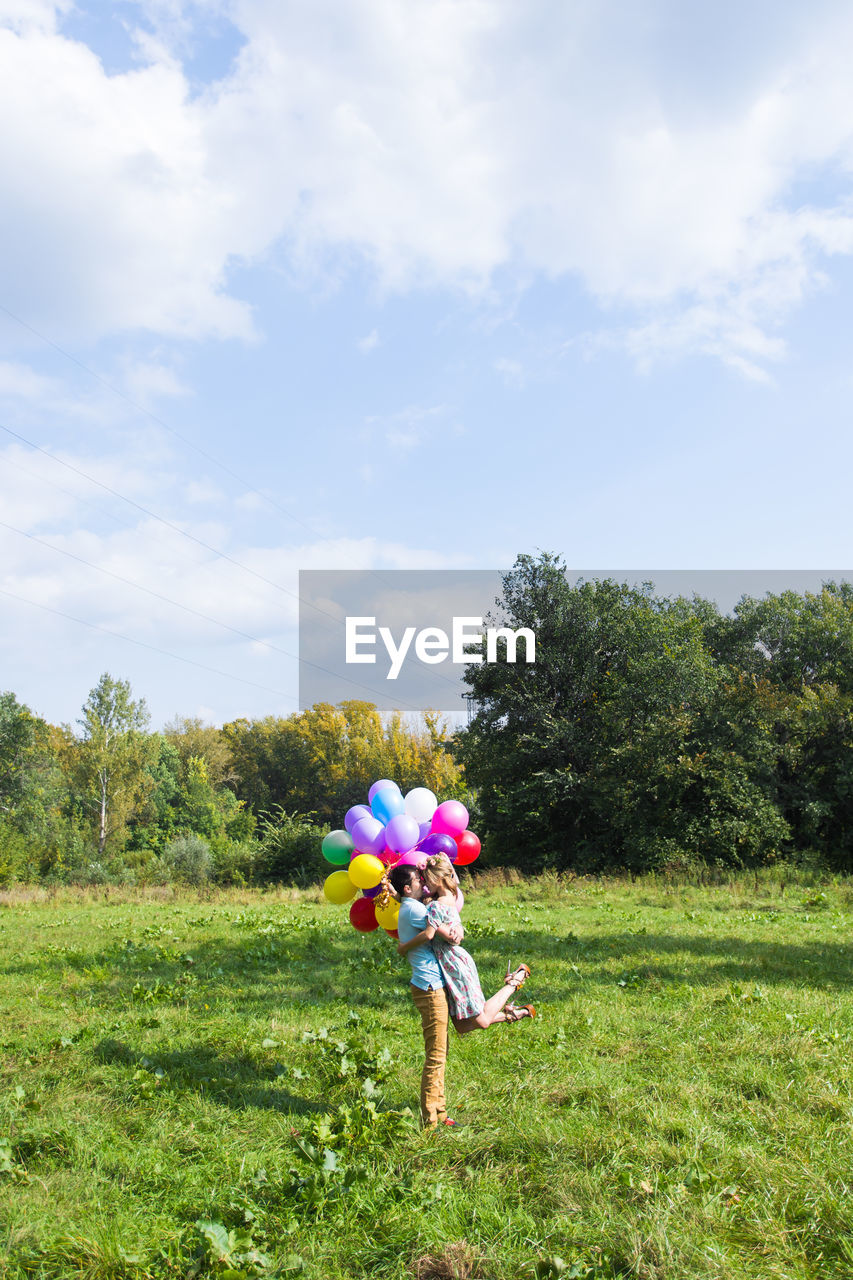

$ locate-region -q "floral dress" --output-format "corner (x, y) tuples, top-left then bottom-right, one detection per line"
(426, 899), (485, 1020)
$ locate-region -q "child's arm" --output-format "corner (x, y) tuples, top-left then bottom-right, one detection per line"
(396, 924), (436, 957)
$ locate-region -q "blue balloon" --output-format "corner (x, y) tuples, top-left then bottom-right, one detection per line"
(371, 786), (406, 825)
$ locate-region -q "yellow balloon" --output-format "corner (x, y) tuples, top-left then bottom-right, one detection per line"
(348, 853), (385, 890)
(375, 899), (400, 930)
(323, 870), (359, 905)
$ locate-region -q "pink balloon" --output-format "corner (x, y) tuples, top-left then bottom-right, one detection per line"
(455, 888), (464, 912)
(430, 800), (469, 839)
(395, 850), (426, 869)
(385, 813), (420, 854)
(351, 815), (387, 857)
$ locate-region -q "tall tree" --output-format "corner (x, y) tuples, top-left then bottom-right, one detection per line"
(455, 554), (788, 872)
(163, 715), (235, 789)
(76, 674), (153, 856)
(223, 702), (463, 825)
(0, 691), (36, 815)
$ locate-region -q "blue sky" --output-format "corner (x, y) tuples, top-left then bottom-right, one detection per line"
(2, 0), (853, 729)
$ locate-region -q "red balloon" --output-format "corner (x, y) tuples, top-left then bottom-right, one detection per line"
(454, 830), (481, 866)
(350, 897), (379, 932)
(383, 928), (399, 939)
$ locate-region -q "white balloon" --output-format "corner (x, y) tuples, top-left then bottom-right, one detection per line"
(404, 786), (438, 824)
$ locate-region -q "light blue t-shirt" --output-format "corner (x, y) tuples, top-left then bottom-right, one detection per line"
(398, 899), (444, 991)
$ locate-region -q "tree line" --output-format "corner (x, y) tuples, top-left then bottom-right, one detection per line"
(0, 686), (462, 887)
(2, 554), (851, 884)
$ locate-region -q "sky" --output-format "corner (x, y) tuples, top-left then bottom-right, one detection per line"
(2, 0), (853, 730)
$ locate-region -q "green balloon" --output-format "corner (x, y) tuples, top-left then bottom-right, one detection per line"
(322, 829), (354, 866)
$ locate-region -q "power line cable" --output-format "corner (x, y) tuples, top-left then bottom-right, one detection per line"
(1, 452), (133, 532)
(0, 419), (337, 623)
(0, 421), (466, 697)
(0, 517), (426, 710)
(0, 298), (325, 538)
(0, 298), (466, 691)
(0, 585), (298, 703)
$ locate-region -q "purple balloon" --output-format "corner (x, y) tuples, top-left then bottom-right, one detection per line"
(351, 815), (387, 857)
(363, 884), (382, 899)
(417, 821), (432, 844)
(419, 833), (458, 862)
(385, 813), (420, 854)
(368, 778), (400, 804)
(344, 804), (372, 834)
(371, 786), (406, 825)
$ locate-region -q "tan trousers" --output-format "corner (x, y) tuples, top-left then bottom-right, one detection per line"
(410, 983), (449, 1126)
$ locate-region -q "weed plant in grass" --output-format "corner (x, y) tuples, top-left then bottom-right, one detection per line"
(1, 871), (852, 1279)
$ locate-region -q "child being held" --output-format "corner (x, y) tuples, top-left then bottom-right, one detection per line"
(399, 852), (535, 1034)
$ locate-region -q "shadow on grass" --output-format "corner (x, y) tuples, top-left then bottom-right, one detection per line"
(8, 916), (853, 1016)
(466, 928), (853, 995)
(93, 1036), (326, 1114)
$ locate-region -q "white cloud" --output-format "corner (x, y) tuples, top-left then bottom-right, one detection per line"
(4, 1), (853, 369)
(357, 328), (380, 353)
(0, 432), (470, 673)
(0, 361), (59, 401)
(121, 358), (191, 404)
(184, 479), (225, 504)
(367, 403), (449, 454)
(494, 357), (524, 387)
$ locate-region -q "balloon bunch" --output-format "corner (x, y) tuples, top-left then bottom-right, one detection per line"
(320, 779), (481, 935)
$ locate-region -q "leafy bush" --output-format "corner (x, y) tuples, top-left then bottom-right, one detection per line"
(163, 834), (213, 885)
(0, 822), (36, 886)
(255, 808), (323, 884)
(209, 839), (258, 886)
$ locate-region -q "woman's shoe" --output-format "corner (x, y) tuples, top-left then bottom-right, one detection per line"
(505, 962), (530, 990)
(504, 1002), (535, 1022)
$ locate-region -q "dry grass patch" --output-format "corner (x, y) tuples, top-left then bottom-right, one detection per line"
(412, 1241), (481, 1280)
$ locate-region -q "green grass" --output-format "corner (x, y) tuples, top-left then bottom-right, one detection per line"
(1, 870), (852, 1280)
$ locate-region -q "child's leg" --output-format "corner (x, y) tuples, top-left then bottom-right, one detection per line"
(452, 979), (518, 1034)
(452, 966), (532, 1034)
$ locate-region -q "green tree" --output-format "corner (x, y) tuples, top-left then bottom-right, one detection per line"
(708, 585), (853, 865)
(163, 715), (235, 789)
(456, 554), (788, 872)
(223, 702), (463, 826)
(724, 584), (853, 692)
(75, 674), (153, 856)
(0, 691), (39, 815)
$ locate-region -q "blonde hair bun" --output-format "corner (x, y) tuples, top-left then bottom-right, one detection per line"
(423, 853), (458, 895)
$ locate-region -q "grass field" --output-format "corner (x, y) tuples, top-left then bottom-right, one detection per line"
(1, 870), (852, 1280)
